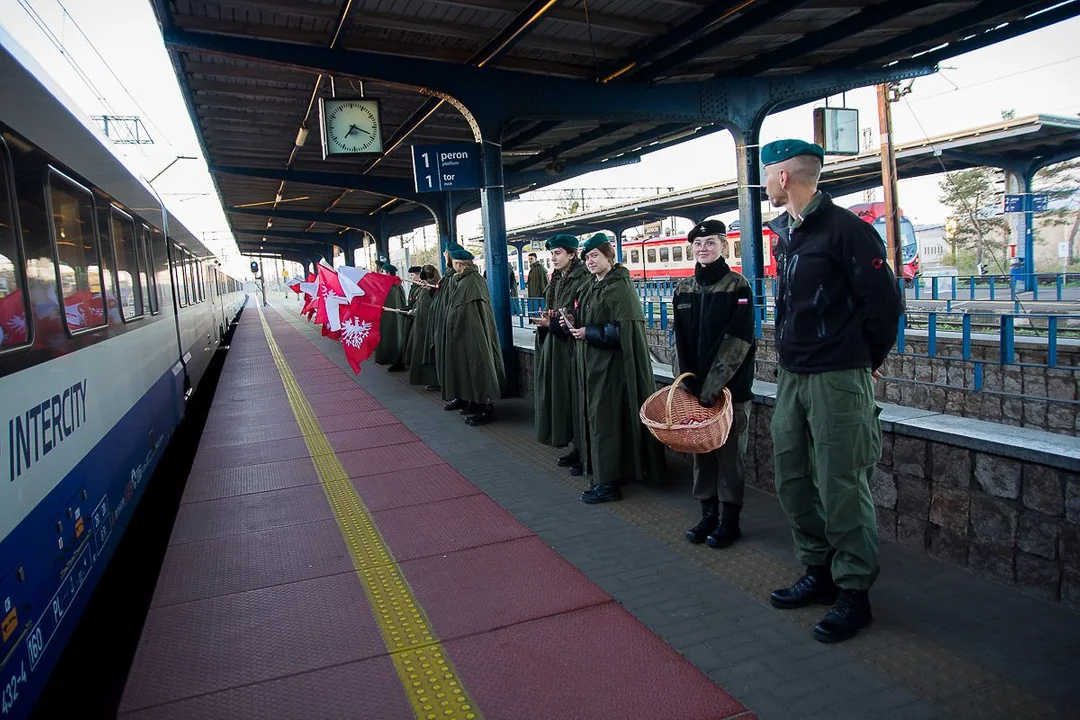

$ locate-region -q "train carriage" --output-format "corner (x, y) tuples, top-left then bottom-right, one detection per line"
(0, 27), (243, 719)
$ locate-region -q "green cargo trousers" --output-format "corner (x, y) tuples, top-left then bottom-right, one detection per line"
(771, 367), (882, 591)
(692, 401), (751, 505)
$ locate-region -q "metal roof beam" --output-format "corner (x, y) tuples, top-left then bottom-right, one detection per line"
(236, 228), (357, 244)
(507, 122), (625, 173)
(214, 164), (419, 199)
(228, 205), (382, 230)
(503, 120), (563, 150)
(418, 0), (664, 36)
(724, 0), (939, 76)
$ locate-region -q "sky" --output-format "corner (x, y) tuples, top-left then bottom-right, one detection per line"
(2, 0), (1079, 273)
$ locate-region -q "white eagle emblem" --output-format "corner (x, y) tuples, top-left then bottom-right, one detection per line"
(341, 318), (372, 349)
(6, 313), (25, 334)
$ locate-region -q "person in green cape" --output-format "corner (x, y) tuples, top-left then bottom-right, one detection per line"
(402, 265), (424, 363)
(374, 262), (407, 371)
(534, 234), (590, 471)
(442, 247), (506, 426)
(406, 264), (441, 387)
(527, 252), (549, 298)
(562, 234), (665, 504)
(429, 243), (462, 394)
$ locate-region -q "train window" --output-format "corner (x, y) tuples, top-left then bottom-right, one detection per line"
(630, 250), (640, 264)
(48, 169), (106, 332)
(659, 248), (669, 263)
(733, 241), (742, 259)
(646, 249), (656, 264)
(110, 208), (144, 320)
(672, 247), (682, 262)
(142, 226), (159, 314)
(173, 242), (187, 307)
(181, 249), (192, 306)
(0, 139), (30, 351)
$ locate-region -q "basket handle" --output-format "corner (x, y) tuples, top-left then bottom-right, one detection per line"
(666, 372), (697, 425)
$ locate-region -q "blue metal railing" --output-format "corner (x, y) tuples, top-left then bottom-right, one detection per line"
(511, 297), (1077, 371)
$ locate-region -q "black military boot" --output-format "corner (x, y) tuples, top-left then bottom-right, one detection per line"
(459, 401), (482, 416)
(569, 463), (584, 476)
(706, 503), (742, 548)
(465, 404), (494, 426)
(557, 449), (580, 467)
(769, 565), (838, 609)
(685, 497), (720, 544)
(443, 398), (467, 411)
(425, 384), (440, 391)
(582, 483), (622, 504)
(812, 589), (873, 643)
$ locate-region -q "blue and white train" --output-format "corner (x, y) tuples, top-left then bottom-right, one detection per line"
(0, 28), (245, 719)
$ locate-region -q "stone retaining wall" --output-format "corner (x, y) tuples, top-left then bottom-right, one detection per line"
(514, 344), (1080, 611)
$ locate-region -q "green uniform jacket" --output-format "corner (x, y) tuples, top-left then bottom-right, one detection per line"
(572, 265), (666, 485)
(402, 283), (424, 361)
(443, 266), (506, 404)
(527, 262), (549, 298)
(534, 259), (589, 447)
(407, 288), (438, 386)
(374, 283), (406, 365)
(430, 269), (457, 396)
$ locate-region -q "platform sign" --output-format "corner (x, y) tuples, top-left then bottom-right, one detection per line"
(1003, 193), (1050, 212)
(412, 143), (483, 193)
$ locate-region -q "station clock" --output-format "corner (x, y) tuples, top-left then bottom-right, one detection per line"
(318, 97), (384, 158)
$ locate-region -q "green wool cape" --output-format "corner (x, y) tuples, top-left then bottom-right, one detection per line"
(443, 266), (506, 404)
(402, 283), (424, 361)
(527, 262), (549, 298)
(534, 259), (590, 447)
(374, 283), (406, 366)
(407, 288), (438, 386)
(572, 264), (666, 485)
(430, 269), (457, 397)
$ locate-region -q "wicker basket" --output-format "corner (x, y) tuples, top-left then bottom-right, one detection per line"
(639, 373), (734, 454)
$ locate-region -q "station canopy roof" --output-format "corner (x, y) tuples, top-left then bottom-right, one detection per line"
(151, 0), (1080, 254)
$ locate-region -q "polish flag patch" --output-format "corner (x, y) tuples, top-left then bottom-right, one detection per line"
(737, 297), (749, 305)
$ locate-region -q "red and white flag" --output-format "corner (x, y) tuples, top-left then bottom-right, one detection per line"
(0, 290), (28, 346)
(313, 263), (343, 326)
(337, 270), (401, 374)
(287, 276), (303, 294)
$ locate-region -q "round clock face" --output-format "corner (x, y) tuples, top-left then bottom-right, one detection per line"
(326, 101), (381, 154)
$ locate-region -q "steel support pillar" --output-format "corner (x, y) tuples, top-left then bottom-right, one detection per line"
(610, 224), (632, 263)
(731, 123), (766, 333)
(511, 241), (528, 292)
(344, 239), (357, 267)
(480, 139), (516, 393)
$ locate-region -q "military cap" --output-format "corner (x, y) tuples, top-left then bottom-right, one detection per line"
(380, 262), (398, 275)
(687, 219), (727, 243)
(761, 139), (825, 166)
(544, 233), (580, 251)
(408, 265), (422, 274)
(581, 233), (610, 256)
(449, 247), (474, 261)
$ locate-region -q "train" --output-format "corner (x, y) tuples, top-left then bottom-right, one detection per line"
(0, 27), (245, 719)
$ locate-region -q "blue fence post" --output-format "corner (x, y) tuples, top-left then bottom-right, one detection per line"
(1057, 274), (1064, 301)
(1047, 315), (1057, 367)
(969, 276), (975, 301)
(950, 275), (957, 300)
(927, 312), (937, 357)
(989, 276), (996, 301)
(973, 362), (983, 391)
(659, 301), (668, 330)
(1032, 277), (1039, 301)
(896, 313), (906, 354)
(932, 276), (939, 300)
(646, 300), (654, 328)
(1000, 315), (1014, 365)
(962, 314), (972, 360)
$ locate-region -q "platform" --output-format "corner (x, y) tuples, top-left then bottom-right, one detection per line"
(119, 298), (1080, 720)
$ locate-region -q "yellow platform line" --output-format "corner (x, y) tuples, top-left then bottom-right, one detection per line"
(255, 305), (481, 720)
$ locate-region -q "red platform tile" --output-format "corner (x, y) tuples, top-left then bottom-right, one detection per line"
(315, 408), (400, 434)
(198, 419), (305, 449)
(445, 603), (748, 720)
(371, 493), (532, 563)
(119, 655), (410, 720)
(401, 536), (611, 641)
(307, 396), (386, 416)
(151, 518), (354, 607)
(322, 424), (418, 454)
(336, 441), (445, 478)
(182, 456), (321, 503)
(169, 484), (334, 546)
(302, 382), (370, 400)
(188, 435), (312, 473)
(120, 573), (390, 713)
(349, 464), (481, 512)
(202, 407), (297, 432)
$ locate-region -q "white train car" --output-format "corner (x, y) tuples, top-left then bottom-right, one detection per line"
(0, 27), (243, 718)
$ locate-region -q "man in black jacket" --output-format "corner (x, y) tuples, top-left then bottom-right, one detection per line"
(672, 219), (756, 549)
(762, 139), (903, 644)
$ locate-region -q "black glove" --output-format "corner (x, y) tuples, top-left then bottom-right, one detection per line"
(698, 395), (714, 409)
(583, 322), (620, 349)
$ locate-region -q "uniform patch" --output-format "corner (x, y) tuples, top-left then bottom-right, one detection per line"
(872, 258), (884, 269)
(737, 297), (749, 305)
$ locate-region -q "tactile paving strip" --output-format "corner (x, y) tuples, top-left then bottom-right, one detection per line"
(256, 304), (481, 720)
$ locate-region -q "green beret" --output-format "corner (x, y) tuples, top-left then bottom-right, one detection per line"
(449, 247), (474, 261)
(445, 242), (463, 253)
(544, 233), (579, 252)
(380, 262), (398, 275)
(761, 139), (824, 166)
(687, 219), (727, 243)
(582, 233), (610, 256)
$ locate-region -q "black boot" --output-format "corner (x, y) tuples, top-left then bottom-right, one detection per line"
(465, 405), (494, 426)
(582, 483), (621, 504)
(459, 402), (482, 416)
(425, 384), (440, 391)
(557, 449), (580, 467)
(812, 589), (872, 643)
(706, 503), (742, 548)
(685, 498), (720, 544)
(569, 463), (584, 477)
(443, 398), (467, 411)
(769, 565), (838, 609)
